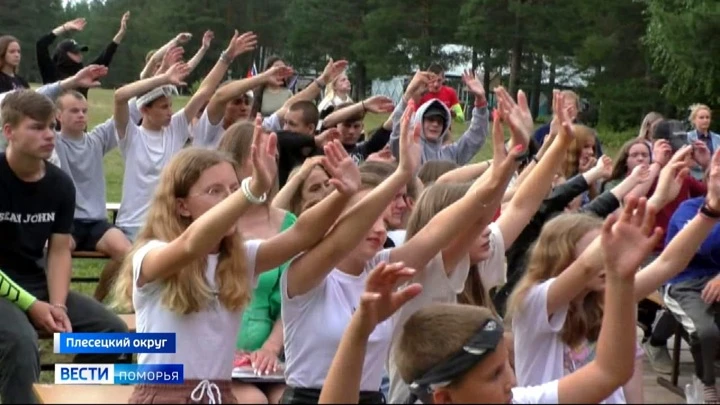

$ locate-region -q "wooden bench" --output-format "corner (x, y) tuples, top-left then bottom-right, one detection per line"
(33, 382), (253, 404)
(39, 314), (136, 372)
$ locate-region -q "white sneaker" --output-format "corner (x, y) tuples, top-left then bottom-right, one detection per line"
(642, 341), (673, 374)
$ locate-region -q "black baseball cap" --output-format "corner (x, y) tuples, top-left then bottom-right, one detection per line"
(423, 104), (446, 120)
(57, 39), (89, 54)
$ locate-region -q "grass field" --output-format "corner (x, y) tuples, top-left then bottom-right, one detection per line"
(38, 86), (630, 383)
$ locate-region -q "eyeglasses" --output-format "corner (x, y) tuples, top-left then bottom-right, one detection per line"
(189, 185), (240, 201)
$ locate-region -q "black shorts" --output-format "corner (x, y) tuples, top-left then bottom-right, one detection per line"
(71, 219), (113, 251)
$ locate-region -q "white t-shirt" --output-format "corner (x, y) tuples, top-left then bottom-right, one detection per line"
(132, 239), (261, 380)
(388, 222), (507, 404)
(281, 249), (394, 391)
(115, 110), (190, 228)
(511, 380), (559, 404)
(512, 278), (628, 404)
(387, 230), (406, 247)
(192, 110), (225, 149)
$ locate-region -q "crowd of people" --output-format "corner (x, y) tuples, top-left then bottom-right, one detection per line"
(1, 13), (720, 405)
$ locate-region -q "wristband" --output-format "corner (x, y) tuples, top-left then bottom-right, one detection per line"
(700, 202), (720, 219)
(241, 177), (267, 205)
(219, 51), (232, 65)
(53, 303), (68, 312)
(0, 269), (37, 311)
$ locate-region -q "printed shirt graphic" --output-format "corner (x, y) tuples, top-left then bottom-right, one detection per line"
(0, 153), (75, 290)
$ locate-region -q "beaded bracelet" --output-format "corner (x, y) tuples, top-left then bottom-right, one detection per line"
(241, 178), (267, 205)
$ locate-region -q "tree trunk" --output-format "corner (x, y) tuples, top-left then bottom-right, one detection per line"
(531, 53), (543, 118)
(508, 10), (524, 96)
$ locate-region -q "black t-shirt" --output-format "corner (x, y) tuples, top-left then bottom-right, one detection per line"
(0, 72), (30, 94)
(0, 153), (75, 290)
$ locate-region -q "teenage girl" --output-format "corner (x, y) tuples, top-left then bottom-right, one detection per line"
(112, 118), (362, 404)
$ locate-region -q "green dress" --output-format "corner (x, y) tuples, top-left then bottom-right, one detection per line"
(236, 211), (297, 351)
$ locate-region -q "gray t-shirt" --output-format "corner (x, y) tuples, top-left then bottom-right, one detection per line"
(55, 118), (117, 220)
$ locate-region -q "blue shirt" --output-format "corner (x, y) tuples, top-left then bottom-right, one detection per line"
(666, 197), (720, 284)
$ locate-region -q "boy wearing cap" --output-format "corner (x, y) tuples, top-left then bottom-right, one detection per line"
(36, 13), (129, 98)
(112, 31), (256, 241)
(388, 70), (489, 166)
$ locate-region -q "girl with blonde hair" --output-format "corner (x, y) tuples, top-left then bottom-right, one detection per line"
(113, 116), (362, 404)
(508, 148), (720, 404)
(318, 72), (352, 116)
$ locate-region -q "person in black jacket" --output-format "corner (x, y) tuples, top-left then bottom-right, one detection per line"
(0, 35), (30, 93)
(36, 12), (129, 98)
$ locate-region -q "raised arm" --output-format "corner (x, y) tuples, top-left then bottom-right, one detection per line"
(392, 108), (525, 273)
(495, 88), (566, 249)
(113, 63), (190, 140)
(206, 65), (293, 125)
(442, 70), (489, 165)
(322, 96), (394, 128)
(139, 33), (191, 79)
(319, 262), (422, 404)
(285, 103), (420, 298)
(183, 30), (257, 123)
(274, 59), (348, 121)
(88, 12), (128, 67)
(388, 71), (436, 158)
(634, 149), (720, 300)
(185, 30), (213, 72)
(558, 198), (662, 403)
(271, 156), (324, 211)
(255, 140), (360, 273)
(36, 18), (86, 83)
(136, 125), (277, 286)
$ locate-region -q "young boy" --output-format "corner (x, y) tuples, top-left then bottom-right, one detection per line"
(0, 90), (128, 404)
(389, 70), (489, 166)
(112, 31), (256, 241)
(54, 89), (131, 301)
(318, 199), (663, 404)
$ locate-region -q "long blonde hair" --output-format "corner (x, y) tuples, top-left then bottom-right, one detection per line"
(638, 112), (664, 140)
(320, 73), (350, 108)
(689, 104), (712, 126)
(405, 183), (496, 313)
(506, 213), (603, 347)
(113, 148), (250, 314)
(562, 124), (596, 178)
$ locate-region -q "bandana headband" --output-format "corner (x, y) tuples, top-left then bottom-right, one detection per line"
(136, 85), (179, 110)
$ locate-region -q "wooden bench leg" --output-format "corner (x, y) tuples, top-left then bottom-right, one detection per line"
(657, 323), (685, 398)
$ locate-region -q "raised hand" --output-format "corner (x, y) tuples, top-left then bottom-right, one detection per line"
(175, 32), (192, 44)
(356, 262), (422, 331)
(164, 62), (191, 86)
(264, 65), (294, 84)
(159, 46), (185, 75)
(495, 86), (533, 145)
(315, 127), (340, 147)
(118, 11), (130, 33)
(398, 100), (421, 175)
(71, 65), (108, 88)
(363, 96), (395, 114)
(578, 156), (597, 174)
(601, 197), (664, 279)
(322, 140), (361, 195)
(554, 91), (576, 144)
(225, 30), (257, 60)
(595, 155), (613, 179)
(705, 149), (720, 211)
(320, 58), (349, 84)
(461, 69), (486, 99)
(249, 114), (279, 194)
(692, 140), (712, 169)
(629, 163), (651, 184)
(406, 71), (437, 98)
(652, 139), (673, 167)
(64, 18), (86, 32)
(201, 30), (214, 49)
(366, 146), (395, 164)
(489, 109), (526, 179)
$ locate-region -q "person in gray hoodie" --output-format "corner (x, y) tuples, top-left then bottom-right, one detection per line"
(388, 69), (489, 165)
